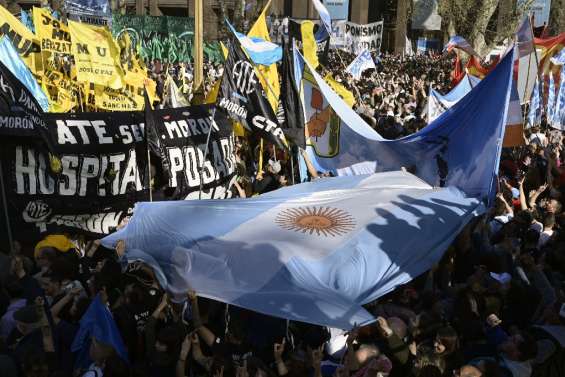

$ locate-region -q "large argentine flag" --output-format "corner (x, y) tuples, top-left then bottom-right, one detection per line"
(103, 171), (482, 330)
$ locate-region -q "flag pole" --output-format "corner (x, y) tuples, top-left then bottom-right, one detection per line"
(0, 159), (15, 254)
(198, 108), (216, 200)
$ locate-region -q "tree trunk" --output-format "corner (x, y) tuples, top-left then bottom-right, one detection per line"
(468, 0), (499, 55)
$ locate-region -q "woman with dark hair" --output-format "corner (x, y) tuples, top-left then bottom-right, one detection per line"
(433, 326), (464, 375)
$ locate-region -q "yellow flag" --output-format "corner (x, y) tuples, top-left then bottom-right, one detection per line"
(32, 7), (72, 54)
(301, 21), (319, 69)
(68, 20), (124, 89)
(324, 74), (356, 108)
(0, 5), (43, 75)
(248, 0), (280, 111)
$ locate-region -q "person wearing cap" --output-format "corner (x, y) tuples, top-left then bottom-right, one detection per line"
(9, 304), (44, 367)
(34, 235), (78, 281)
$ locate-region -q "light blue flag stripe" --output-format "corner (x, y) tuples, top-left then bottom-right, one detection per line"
(226, 20), (282, 66)
(528, 78), (541, 127)
(298, 47), (514, 203)
(0, 37), (49, 112)
(547, 73), (556, 123)
(552, 66), (565, 130)
(103, 171), (482, 330)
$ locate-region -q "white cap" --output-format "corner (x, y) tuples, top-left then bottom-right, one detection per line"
(268, 159), (281, 174)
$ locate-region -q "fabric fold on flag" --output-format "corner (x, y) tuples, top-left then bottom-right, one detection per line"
(102, 171), (483, 330)
(71, 294), (128, 370)
(346, 50), (377, 80)
(428, 74), (481, 122)
(297, 46), (515, 203)
(443, 36), (480, 57)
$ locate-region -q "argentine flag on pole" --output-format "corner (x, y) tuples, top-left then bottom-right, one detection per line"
(0, 36), (49, 112)
(226, 20), (282, 66)
(346, 50), (377, 80)
(103, 171), (482, 329)
(552, 66), (565, 130)
(547, 73), (556, 124)
(313, 0), (332, 42)
(527, 78), (542, 127)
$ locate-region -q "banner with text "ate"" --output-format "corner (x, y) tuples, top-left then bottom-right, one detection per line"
(69, 20), (124, 89)
(1, 111), (149, 239)
(339, 20), (383, 54)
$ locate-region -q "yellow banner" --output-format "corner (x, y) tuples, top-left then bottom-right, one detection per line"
(39, 51), (80, 112)
(0, 5), (43, 75)
(92, 70), (157, 111)
(69, 20), (124, 89)
(32, 7), (72, 54)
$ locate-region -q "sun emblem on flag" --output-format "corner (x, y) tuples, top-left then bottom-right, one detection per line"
(275, 207), (356, 237)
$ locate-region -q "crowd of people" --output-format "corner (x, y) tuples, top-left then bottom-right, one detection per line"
(1, 42), (565, 377)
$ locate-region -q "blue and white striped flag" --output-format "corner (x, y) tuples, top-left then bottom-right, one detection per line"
(346, 50), (377, 80)
(527, 78), (542, 127)
(550, 48), (565, 66)
(226, 21), (282, 66)
(313, 0), (332, 41)
(0, 36), (49, 111)
(552, 67), (565, 130)
(547, 73), (556, 123)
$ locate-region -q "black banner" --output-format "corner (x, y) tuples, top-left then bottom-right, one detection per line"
(148, 104), (236, 200)
(217, 39), (288, 149)
(278, 41), (305, 148)
(0, 61), (54, 151)
(1, 111), (149, 239)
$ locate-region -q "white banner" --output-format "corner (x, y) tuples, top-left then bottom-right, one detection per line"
(338, 21), (383, 54)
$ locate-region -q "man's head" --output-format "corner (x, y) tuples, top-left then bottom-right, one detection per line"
(499, 332), (538, 361)
(41, 272), (63, 298)
(454, 365), (482, 377)
(13, 305), (41, 336)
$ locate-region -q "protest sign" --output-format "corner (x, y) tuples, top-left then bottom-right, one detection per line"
(69, 20), (124, 89)
(146, 104), (237, 200)
(1, 111), (149, 238)
(339, 21), (383, 54)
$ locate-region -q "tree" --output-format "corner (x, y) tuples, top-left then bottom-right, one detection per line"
(437, 0), (534, 55)
(548, 0), (565, 34)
